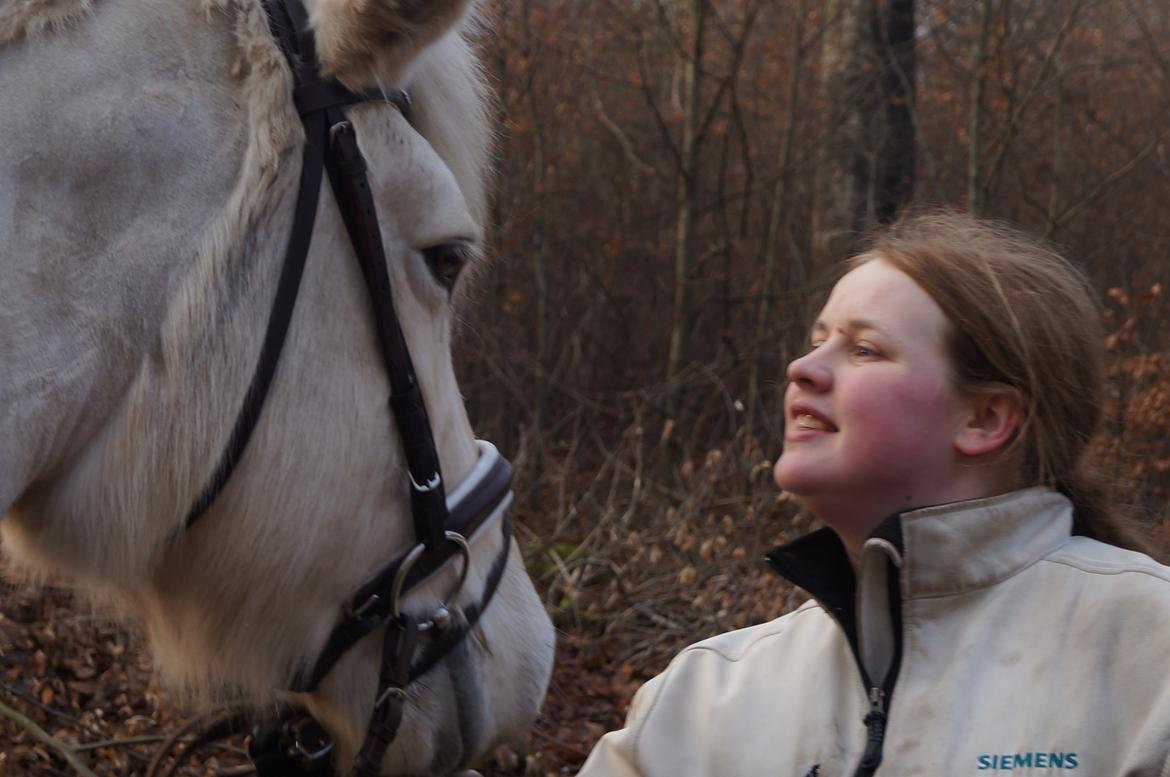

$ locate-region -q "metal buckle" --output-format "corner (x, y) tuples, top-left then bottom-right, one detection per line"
(328, 119), (352, 146)
(409, 470), (442, 492)
(376, 685), (408, 707)
(284, 715), (333, 762)
(389, 89), (412, 123)
(345, 592), (381, 619)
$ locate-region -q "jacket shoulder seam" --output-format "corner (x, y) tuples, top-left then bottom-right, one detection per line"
(1040, 556), (1170, 584)
(909, 552), (1052, 599)
(631, 603), (821, 763)
(909, 544), (1170, 599)
(681, 602), (821, 663)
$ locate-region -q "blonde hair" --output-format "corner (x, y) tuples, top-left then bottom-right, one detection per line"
(851, 210), (1150, 552)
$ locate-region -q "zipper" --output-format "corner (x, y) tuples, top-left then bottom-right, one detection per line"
(849, 546), (900, 777)
(854, 687), (887, 776)
(764, 526), (904, 777)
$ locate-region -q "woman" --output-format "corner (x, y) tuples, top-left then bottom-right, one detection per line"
(577, 212), (1170, 776)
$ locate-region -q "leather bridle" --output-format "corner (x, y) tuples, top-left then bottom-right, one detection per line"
(179, 0), (516, 774)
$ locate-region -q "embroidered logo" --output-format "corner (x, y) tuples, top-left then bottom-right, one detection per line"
(977, 753), (1079, 770)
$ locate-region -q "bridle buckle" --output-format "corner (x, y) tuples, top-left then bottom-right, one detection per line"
(376, 685), (408, 707)
(345, 592), (381, 619)
(284, 714), (333, 762)
(409, 471), (442, 492)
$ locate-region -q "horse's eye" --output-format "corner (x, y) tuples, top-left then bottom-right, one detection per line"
(422, 242), (471, 292)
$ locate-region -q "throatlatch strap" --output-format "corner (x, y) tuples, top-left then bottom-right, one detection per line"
(184, 106), (327, 529)
(184, 3), (411, 531)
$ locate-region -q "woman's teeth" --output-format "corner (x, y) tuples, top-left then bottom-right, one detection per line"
(794, 414), (833, 431)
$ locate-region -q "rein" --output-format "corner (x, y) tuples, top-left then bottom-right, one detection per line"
(174, 0), (517, 773)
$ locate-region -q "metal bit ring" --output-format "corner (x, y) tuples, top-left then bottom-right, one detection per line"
(389, 531), (472, 619)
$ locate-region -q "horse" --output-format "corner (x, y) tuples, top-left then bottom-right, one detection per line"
(0, 0), (555, 774)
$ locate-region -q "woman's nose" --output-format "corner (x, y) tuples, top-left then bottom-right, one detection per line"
(786, 348), (832, 392)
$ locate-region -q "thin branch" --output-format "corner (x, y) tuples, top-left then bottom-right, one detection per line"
(71, 734), (247, 756)
(1, 682), (101, 736)
(72, 735), (169, 752)
(635, 27), (684, 173)
(694, 0), (763, 152)
(590, 87), (657, 176)
(1046, 127), (1170, 235)
(1125, 0), (1170, 85)
(0, 698), (100, 777)
(981, 0), (1085, 200)
(968, 0), (994, 213)
(650, 0), (689, 60)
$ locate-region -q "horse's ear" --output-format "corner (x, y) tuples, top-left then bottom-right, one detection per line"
(308, 0), (473, 84)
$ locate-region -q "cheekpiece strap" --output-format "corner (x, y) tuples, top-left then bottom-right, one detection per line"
(352, 614), (418, 777)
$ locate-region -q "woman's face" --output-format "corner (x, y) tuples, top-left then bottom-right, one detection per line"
(773, 258), (975, 545)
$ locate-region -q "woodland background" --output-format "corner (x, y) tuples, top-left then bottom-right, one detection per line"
(2, 0), (1169, 774)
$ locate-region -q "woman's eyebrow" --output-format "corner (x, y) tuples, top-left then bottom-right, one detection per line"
(810, 318), (888, 336)
(846, 318), (888, 335)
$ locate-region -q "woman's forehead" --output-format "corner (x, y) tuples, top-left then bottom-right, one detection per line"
(818, 259), (950, 341)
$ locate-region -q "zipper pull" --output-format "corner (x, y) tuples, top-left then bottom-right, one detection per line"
(858, 687), (887, 772)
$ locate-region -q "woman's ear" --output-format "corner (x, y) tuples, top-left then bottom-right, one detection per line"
(954, 386), (1022, 458)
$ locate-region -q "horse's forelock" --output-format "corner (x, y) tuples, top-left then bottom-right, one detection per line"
(306, 0), (472, 84)
(209, 0), (491, 226)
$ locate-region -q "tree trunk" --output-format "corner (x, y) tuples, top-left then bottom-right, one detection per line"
(875, 0), (916, 223)
(810, 0), (879, 286)
(746, 0), (808, 444)
(522, 0), (548, 492)
(665, 0), (706, 419)
(968, 0), (993, 215)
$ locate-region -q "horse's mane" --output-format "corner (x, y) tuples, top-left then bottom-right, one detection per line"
(0, 0), (94, 46)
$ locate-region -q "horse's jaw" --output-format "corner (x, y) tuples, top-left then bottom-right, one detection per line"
(299, 551), (555, 776)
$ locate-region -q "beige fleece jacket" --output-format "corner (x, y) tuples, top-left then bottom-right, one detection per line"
(577, 489), (1170, 777)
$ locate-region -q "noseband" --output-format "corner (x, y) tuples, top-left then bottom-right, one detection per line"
(179, 0), (516, 774)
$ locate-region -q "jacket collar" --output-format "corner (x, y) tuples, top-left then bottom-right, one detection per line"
(895, 486), (1073, 598)
(767, 487), (1074, 601)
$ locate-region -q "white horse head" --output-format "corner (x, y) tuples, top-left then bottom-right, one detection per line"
(0, 0), (554, 773)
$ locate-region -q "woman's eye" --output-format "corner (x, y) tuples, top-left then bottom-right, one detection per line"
(422, 242), (472, 291)
(852, 343), (879, 358)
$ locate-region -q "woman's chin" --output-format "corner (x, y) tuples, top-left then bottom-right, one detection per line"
(773, 456), (822, 496)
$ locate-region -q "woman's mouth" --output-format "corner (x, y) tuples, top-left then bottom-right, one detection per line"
(791, 412), (836, 432)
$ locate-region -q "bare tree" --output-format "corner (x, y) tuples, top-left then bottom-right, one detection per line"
(967, 0), (994, 214)
(875, 0), (917, 222)
(809, 0), (880, 281)
(746, 0), (810, 443)
(521, 0), (551, 491)
(665, 0), (708, 420)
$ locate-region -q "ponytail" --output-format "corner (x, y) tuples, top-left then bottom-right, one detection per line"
(1057, 465), (1157, 557)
